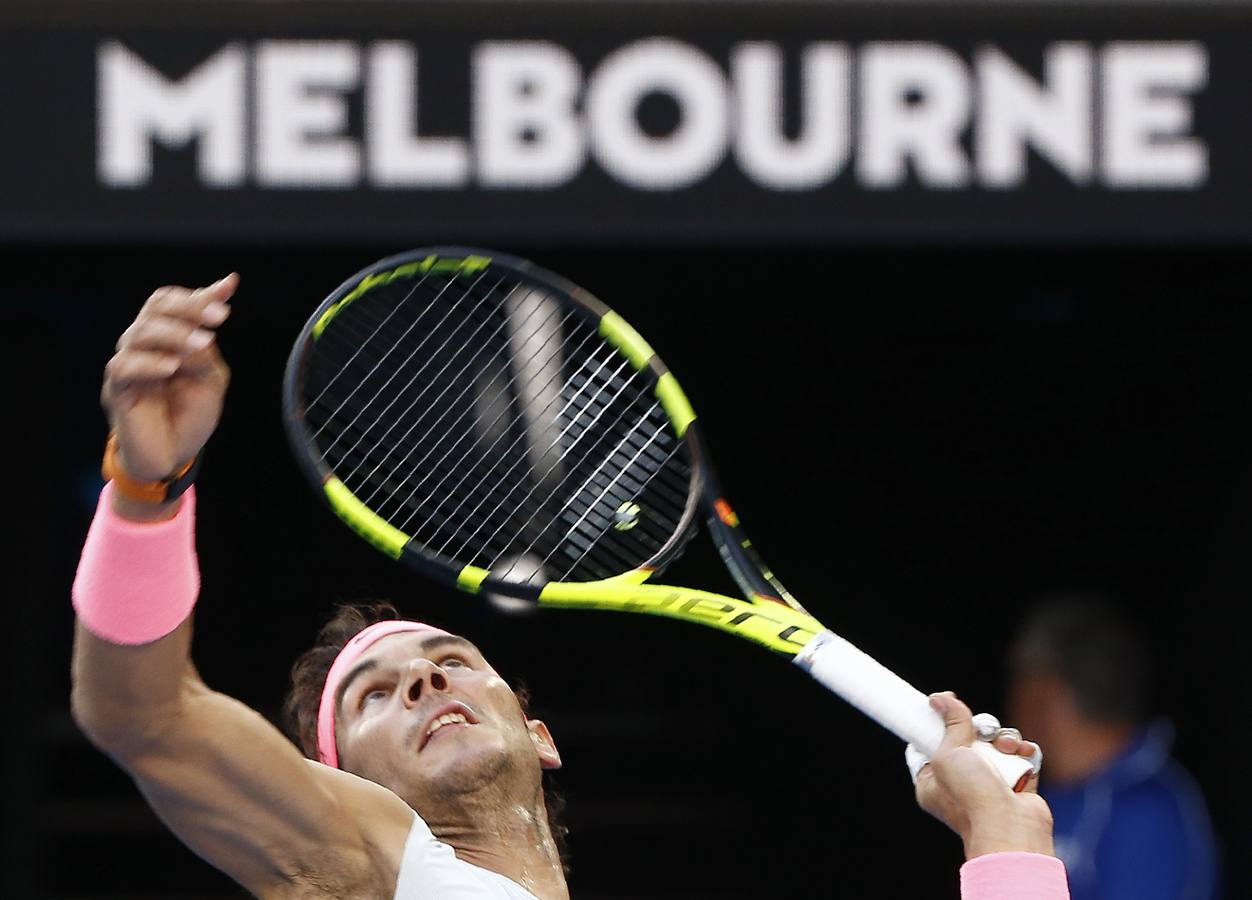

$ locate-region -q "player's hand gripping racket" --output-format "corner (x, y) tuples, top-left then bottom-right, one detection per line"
(283, 247), (1037, 790)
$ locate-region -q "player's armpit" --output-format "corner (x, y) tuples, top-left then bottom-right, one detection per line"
(73, 624), (411, 898)
(118, 683), (413, 897)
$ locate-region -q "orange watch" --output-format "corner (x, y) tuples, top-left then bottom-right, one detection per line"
(101, 433), (202, 504)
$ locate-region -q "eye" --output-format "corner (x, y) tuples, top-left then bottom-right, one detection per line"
(360, 687), (389, 708)
(440, 655), (468, 669)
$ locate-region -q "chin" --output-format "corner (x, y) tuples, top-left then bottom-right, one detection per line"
(418, 733), (519, 793)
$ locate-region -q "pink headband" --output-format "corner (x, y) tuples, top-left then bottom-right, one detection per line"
(316, 620), (449, 768)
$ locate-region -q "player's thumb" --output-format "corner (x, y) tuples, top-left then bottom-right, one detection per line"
(929, 691), (977, 752)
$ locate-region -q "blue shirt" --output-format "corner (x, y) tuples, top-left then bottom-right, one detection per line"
(1044, 720), (1220, 900)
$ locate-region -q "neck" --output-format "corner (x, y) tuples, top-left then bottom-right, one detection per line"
(1046, 719), (1137, 786)
(422, 781), (569, 900)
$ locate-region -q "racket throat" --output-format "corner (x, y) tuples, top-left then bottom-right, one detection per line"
(706, 512), (801, 611)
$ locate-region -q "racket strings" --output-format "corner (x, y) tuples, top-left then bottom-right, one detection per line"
(307, 277), (521, 506)
(444, 362), (683, 578)
(513, 415), (678, 579)
(317, 316), (691, 567)
(310, 269), (494, 451)
(481, 389), (688, 580)
(304, 269), (439, 417)
(429, 353), (647, 565)
(434, 349), (691, 560)
(391, 317), (688, 571)
(303, 271), (694, 583)
(311, 285), (543, 530)
(407, 344), (630, 542)
(306, 289), (515, 522)
(552, 422), (683, 579)
(307, 299), (515, 505)
(365, 293), (609, 540)
(381, 322), (605, 539)
(314, 274), (512, 480)
(381, 308), (596, 523)
(351, 291), (567, 509)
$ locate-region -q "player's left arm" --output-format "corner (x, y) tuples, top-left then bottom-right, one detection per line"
(915, 692), (1071, 899)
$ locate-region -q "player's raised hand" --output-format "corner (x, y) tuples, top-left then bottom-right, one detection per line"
(102, 274), (237, 484)
(914, 691), (1054, 859)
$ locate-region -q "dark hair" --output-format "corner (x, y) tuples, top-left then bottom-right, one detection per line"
(282, 601), (569, 871)
(1012, 592), (1152, 724)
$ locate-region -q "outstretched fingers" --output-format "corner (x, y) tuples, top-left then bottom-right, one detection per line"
(142, 274), (238, 324)
(134, 276), (237, 345)
(107, 275), (238, 392)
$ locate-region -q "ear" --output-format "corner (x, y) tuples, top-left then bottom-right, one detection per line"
(526, 719), (562, 770)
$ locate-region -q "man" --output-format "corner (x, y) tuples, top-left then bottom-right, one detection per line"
(71, 274), (1067, 898)
(1008, 594), (1220, 900)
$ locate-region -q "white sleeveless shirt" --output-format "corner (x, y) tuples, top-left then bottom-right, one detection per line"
(393, 812), (541, 899)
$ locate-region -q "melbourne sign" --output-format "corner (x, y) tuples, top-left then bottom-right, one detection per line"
(0, 1), (1248, 242)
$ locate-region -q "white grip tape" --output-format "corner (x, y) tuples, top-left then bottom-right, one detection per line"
(971, 741), (1037, 789)
(793, 629), (1037, 790)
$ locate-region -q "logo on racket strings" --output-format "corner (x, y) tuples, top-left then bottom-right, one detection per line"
(613, 501), (641, 531)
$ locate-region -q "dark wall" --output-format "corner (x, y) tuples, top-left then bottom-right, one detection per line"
(12, 242), (1251, 898)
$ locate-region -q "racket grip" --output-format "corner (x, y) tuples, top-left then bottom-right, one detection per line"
(793, 630), (1037, 791)
(969, 741), (1037, 792)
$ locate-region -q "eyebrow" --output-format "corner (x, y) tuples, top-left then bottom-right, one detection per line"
(335, 634), (481, 714)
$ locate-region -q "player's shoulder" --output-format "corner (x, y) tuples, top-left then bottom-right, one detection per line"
(305, 757), (416, 836)
(265, 760), (415, 899)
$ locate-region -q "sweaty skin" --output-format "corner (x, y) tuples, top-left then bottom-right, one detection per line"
(333, 631), (565, 896)
(71, 274), (1058, 899)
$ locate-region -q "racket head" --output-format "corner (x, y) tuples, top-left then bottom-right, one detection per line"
(283, 247), (707, 600)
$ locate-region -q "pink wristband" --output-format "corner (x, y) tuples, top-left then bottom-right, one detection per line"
(960, 852), (1070, 900)
(71, 482), (200, 645)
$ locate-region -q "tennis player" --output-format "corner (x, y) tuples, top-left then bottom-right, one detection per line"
(71, 275), (1070, 899)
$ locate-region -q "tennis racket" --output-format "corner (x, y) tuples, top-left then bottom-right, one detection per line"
(282, 247), (1035, 789)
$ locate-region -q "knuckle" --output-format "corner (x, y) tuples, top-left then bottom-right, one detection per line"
(145, 286), (172, 306)
(155, 316), (189, 338)
(148, 285), (188, 310)
(118, 318), (143, 342)
(150, 317), (191, 344)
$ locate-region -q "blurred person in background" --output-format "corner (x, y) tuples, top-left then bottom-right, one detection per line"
(1007, 593), (1220, 900)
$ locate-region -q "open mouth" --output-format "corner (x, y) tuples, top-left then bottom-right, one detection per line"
(418, 703), (478, 751)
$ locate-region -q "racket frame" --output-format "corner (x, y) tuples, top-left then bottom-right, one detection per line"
(284, 248), (827, 652)
(283, 247), (1036, 786)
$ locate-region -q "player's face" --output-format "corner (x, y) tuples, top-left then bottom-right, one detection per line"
(334, 632), (559, 811)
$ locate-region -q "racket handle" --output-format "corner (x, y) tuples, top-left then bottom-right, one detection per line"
(793, 630), (1037, 791)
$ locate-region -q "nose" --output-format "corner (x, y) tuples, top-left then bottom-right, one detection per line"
(401, 657), (450, 709)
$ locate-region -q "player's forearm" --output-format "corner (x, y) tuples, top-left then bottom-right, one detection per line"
(71, 618), (201, 755)
(957, 805), (1065, 898)
(964, 809), (1054, 859)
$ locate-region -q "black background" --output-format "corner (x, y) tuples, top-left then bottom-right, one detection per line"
(9, 240), (1252, 897)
